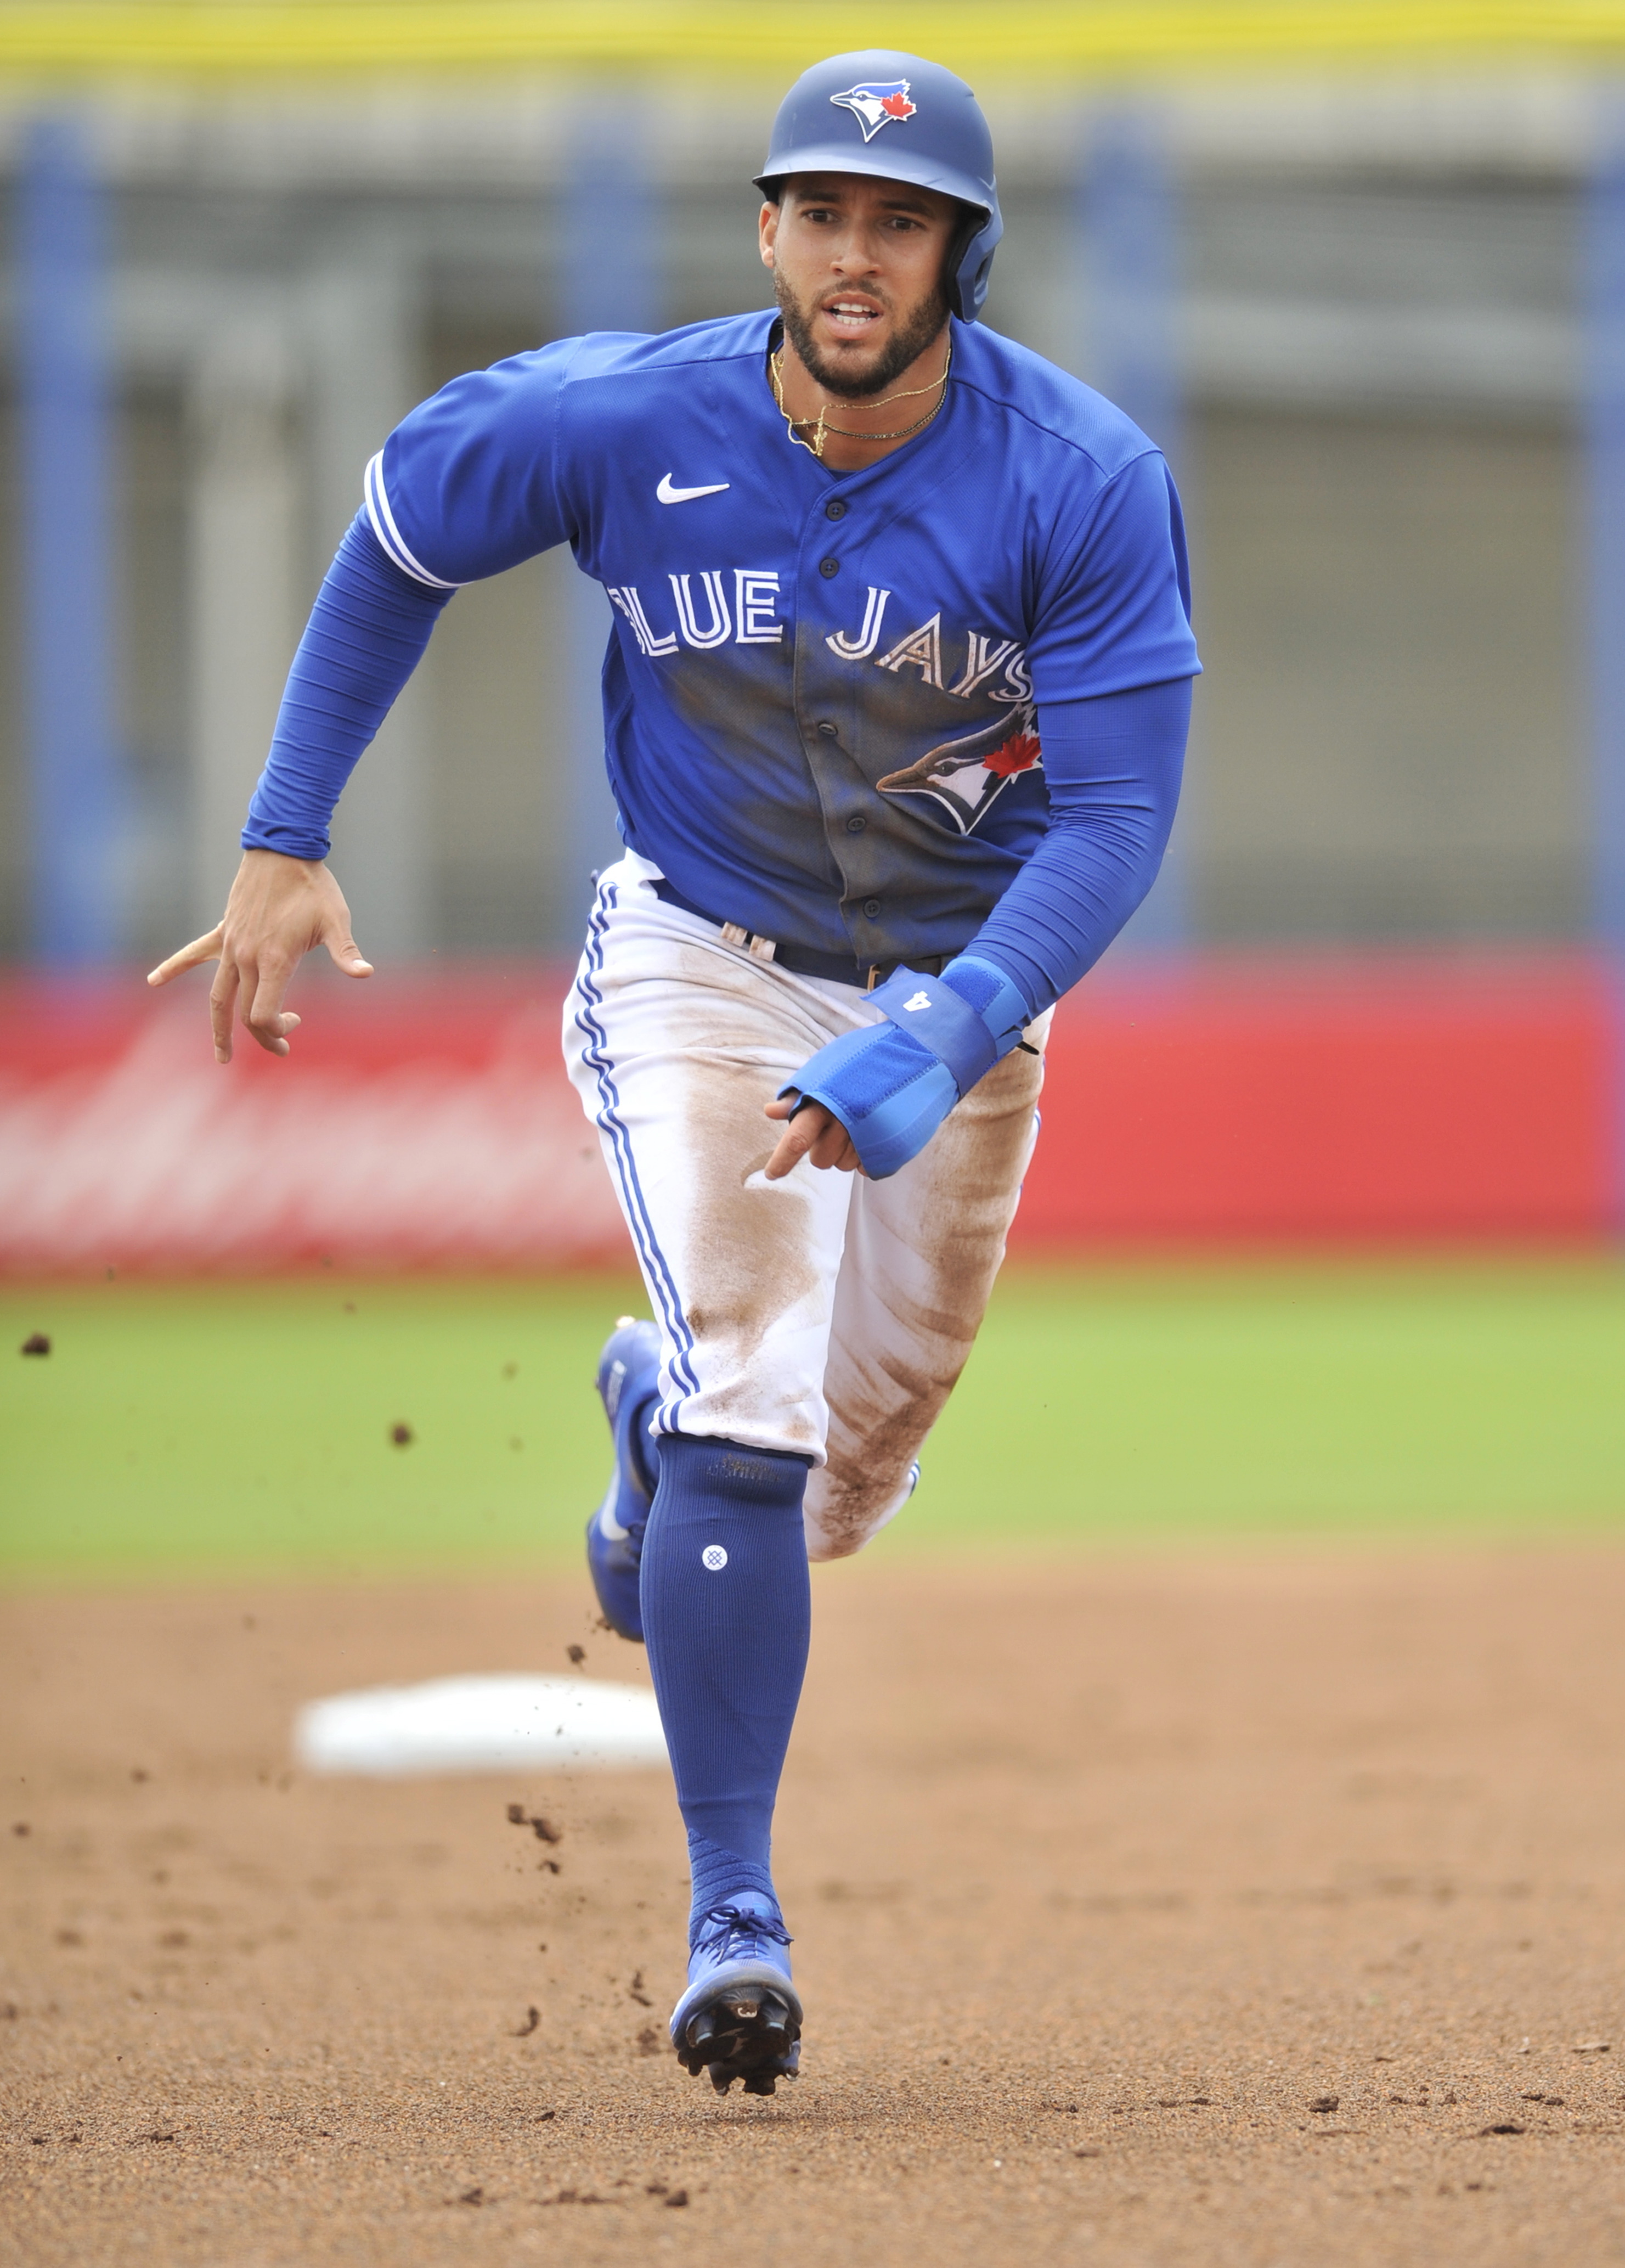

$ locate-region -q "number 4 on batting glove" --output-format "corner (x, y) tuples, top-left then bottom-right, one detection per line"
(779, 955), (1033, 1180)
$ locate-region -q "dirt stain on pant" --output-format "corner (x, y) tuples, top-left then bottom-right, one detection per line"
(673, 1058), (822, 1441)
(805, 1032), (1047, 1560)
(569, 891), (1046, 1496)
(654, 946), (832, 1453)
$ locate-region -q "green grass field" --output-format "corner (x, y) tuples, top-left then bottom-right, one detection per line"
(4, 1257), (1624, 1584)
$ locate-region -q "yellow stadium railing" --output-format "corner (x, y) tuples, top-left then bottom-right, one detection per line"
(2, 2), (1625, 80)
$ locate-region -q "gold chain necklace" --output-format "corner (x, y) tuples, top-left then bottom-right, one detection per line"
(770, 342), (951, 462)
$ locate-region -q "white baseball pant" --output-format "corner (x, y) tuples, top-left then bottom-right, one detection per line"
(563, 852), (1047, 1561)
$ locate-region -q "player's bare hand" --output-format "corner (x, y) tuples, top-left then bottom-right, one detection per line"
(145, 848), (371, 1065)
(763, 1093), (863, 1179)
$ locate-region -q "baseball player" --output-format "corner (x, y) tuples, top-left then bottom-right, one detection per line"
(150, 51), (1199, 2096)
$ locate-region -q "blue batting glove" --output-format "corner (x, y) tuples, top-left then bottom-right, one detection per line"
(780, 955), (1031, 1179)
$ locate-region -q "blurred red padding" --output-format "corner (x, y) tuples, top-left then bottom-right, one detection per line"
(0, 954), (1615, 1274)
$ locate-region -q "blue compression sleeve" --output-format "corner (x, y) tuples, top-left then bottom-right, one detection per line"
(241, 513), (451, 861)
(967, 677), (1193, 1016)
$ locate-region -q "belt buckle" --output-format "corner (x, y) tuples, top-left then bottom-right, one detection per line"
(720, 920), (777, 965)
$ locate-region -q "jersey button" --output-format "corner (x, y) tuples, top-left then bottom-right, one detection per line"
(819, 556), (840, 578)
(862, 897), (882, 919)
(816, 721), (839, 739)
(824, 499), (847, 520)
(845, 815), (866, 834)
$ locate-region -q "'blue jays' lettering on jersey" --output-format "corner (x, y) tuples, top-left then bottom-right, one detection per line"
(368, 309), (1199, 968)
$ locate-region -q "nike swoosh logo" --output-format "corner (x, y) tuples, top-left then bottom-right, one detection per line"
(657, 474), (730, 504)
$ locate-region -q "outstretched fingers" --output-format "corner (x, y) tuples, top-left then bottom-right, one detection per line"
(146, 925), (224, 989)
(153, 852), (367, 1065)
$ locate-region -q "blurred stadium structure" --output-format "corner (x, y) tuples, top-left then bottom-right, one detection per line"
(3, 4), (1625, 1263)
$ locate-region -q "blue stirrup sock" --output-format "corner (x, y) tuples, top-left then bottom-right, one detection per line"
(686, 1830), (776, 1924)
(638, 1433), (812, 1944)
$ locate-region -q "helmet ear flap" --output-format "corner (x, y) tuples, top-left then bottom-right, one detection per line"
(944, 204), (979, 318)
(945, 204), (997, 322)
(958, 241), (997, 322)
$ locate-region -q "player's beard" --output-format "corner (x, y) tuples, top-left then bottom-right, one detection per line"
(773, 268), (950, 401)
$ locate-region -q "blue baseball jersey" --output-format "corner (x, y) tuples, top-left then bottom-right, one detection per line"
(366, 308), (1200, 969)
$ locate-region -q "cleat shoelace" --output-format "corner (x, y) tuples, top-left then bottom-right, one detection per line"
(690, 1903), (793, 1963)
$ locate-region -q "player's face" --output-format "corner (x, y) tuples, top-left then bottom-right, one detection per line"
(760, 173), (958, 400)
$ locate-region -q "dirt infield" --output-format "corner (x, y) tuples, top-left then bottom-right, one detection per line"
(3, 1546), (1624, 2267)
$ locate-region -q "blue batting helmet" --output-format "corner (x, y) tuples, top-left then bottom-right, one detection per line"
(755, 50), (1003, 323)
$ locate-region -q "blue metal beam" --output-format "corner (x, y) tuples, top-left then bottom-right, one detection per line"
(1080, 105), (1183, 471)
(19, 113), (122, 966)
(1079, 104), (1191, 953)
(557, 105), (659, 945)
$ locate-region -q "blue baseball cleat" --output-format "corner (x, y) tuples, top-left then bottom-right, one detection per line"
(670, 1894), (803, 2096)
(585, 1315), (662, 1643)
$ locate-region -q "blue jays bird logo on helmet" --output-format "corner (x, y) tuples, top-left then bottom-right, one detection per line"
(830, 81), (917, 142)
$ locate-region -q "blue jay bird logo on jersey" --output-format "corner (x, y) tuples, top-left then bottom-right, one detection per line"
(830, 81), (918, 142)
(878, 704), (1042, 835)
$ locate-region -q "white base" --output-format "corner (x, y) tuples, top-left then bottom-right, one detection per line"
(293, 1673), (668, 1777)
